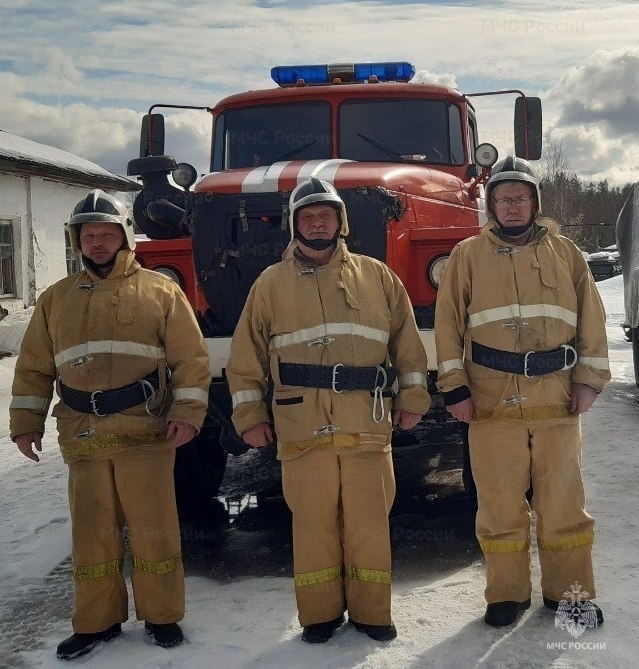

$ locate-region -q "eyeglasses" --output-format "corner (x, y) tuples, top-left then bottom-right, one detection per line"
(493, 196), (533, 209)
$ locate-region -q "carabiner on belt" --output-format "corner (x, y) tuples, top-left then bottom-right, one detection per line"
(372, 365), (388, 424)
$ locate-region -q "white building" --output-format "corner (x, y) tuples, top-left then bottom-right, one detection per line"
(0, 130), (139, 312)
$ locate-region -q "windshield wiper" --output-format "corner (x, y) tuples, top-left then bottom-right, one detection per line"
(272, 140), (317, 163)
(356, 133), (404, 162)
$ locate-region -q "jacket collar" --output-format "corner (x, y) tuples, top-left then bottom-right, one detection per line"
(285, 238), (350, 267)
(482, 216), (559, 248)
(83, 249), (140, 281)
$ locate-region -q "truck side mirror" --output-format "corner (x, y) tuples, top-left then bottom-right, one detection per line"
(514, 97), (542, 160)
(140, 113), (166, 157)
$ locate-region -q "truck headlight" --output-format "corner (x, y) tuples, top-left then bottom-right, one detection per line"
(427, 255), (449, 288)
(155, 266), (183, 287)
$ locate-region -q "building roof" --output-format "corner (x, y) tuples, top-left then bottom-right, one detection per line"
(0, 130), (139, 191)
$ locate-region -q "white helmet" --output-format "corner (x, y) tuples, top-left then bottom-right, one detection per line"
(67, 189), (136, 253)
(485, 156), (541, 219)
(289, 177), (349, 239)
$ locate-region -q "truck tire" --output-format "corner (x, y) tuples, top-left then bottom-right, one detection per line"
(633, 327), (639, 388)
(173, 425), (228, 521)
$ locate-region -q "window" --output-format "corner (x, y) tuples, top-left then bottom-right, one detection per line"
(468, 112), (479, 163)
(339, 98), (465, 165)
(65, 230), (83, 275)
(0, 221), (16, 296)
(212, 102), (331, 170)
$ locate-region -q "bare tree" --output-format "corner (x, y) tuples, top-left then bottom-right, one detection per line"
(538, 138), (587, 246)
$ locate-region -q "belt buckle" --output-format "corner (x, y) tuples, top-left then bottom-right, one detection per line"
(523, 351), (535, 378)
(560, 343), (578, 370)
(90, 390), (106, 417)
(331, 363), (344, 393)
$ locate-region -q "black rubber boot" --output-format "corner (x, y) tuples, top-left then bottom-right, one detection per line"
(301, 614), (345, 643)
(349, 618), (398, 641)
(484, 598), (531, 626)
(145, 621), (184, 648)
(56, 623), (122, 660)
(543, 597), (604, 626)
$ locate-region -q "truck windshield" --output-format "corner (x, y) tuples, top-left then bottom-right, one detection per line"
(213, 102), (331, 170)
(339, 98), (464, 165)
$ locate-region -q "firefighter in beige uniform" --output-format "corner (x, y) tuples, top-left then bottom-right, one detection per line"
(435, 158), (610, 627)
(227, 178), (430, 643)
(10, 191), (211, 659)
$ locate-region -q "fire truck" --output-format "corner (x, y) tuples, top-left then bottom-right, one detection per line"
(128, 61), (542, 518)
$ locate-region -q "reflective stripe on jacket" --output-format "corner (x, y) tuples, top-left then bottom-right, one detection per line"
(435, 219), (611, 421)
(227, 239), (431, 453)
(10, 250), (211, 461)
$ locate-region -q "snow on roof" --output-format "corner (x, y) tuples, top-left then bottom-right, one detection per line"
(0, 130), (139, 191)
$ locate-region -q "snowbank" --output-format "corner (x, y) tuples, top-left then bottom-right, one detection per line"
(0, 306), (33, 354)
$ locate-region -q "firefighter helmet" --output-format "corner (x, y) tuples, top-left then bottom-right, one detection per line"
(289, 177), (349, 239)
(67, 189), (136, 253)
(485, 156), (542, 216)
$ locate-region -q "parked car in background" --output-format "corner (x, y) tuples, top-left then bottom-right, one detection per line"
(585, 245), (622, 281)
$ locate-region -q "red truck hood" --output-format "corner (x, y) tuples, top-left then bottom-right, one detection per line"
(195, 159), (468, 206)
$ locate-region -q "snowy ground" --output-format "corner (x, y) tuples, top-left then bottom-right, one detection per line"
(1, 275), (637, 669)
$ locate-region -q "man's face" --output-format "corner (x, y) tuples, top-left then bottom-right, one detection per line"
(79, 222), (126, 264)
(491, 182), (537, 228)
(296, 204), (340, 241)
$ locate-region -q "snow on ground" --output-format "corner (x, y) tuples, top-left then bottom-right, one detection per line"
(1, 274), (637, 668)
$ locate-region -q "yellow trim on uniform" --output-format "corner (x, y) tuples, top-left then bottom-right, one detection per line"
(474, 405), (573, 421)
(131, 553), (182, 574)
(538, 531), (595, 551)
(74, 558), (123, 581)
(479, 537), (531, 553)
(294, 564), (342, 587)
(278, 432), (390, 460)
(61, 432), (168, 459)
(345, 566), (391, 584)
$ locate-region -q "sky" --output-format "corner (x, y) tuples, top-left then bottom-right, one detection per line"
(1, 0), (639, 186)
(1, 274), (637, 668)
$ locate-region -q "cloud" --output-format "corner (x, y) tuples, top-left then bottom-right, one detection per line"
(553, 49), (639, 137)
(544, 49), (639, 183)
(2, 2), (639, 184)
(412, 69), (457, 88)
(0, 71), (210, 177)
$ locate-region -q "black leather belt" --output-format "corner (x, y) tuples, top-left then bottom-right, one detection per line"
(60, 370), (160, 416)
(471, 341), (577, 378)
(279, 362), (397, 393)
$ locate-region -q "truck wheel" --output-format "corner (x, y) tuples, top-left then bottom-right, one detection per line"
(461, 423), (478, 511)
(173, 426), (228, 522)
(633, 327), (639, 388)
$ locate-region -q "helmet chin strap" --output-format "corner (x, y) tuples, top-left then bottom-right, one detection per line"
(294, 229), (340, 250)
(82, 254), (117, 274)
(496, 213), (536, 237)
(498, 221), (533, 237)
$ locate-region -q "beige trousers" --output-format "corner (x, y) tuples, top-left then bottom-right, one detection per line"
(281, 447), (396, 627)
(469, 420), (596, 604)
(68, 445), (184, 633)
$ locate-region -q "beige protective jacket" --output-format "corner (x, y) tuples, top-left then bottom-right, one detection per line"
(10, 250), (211, 461)
(435, 220), (611, 421)
(227, 239), (431, 457)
